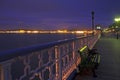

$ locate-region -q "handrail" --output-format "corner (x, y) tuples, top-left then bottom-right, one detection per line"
(0, 36), (87, 62)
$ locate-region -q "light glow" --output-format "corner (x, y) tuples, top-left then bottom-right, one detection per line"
(57, 30), (68, 33)
(114, 17), (120, 22)
(75, 31), (84, 34)
(32, 30), (39, 33)
(19, 30), (25, 33)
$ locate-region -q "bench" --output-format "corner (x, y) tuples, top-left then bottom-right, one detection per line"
(77, 46), (100, 74)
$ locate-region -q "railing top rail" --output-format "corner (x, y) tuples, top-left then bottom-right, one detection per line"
(0, 36), (89, 62)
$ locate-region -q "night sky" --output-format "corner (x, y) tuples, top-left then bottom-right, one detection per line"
(0, 0), (120, 30)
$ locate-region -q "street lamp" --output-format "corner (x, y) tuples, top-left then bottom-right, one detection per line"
(92, 11), (95, 30)
(91, 11), (95, 35)
(114, 17), (120, 39)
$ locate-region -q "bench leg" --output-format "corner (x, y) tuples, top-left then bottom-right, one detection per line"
(92, 65), (98, 77)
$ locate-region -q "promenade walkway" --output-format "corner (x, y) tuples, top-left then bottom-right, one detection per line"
(74, 33), (120, 80)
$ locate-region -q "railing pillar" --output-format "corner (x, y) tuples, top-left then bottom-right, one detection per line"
(72, 41), (75, 60)
(72, 41), (78, 67)
(0, 65), (4, 80)
(72, 40), (79, 71)
(55, 46), (62, 80)
(0, 60), (12, 80)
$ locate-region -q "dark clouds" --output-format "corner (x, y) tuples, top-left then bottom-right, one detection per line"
(0, 0), (120, 30)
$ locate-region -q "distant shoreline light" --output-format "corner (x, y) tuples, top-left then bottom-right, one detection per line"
(0, 29), (93, 34)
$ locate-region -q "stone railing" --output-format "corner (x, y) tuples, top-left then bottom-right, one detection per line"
(0, 34), (100, 80)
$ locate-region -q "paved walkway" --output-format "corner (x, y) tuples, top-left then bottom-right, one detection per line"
(74, 33), (120, 80)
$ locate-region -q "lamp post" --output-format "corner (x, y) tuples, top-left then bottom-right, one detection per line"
(91, 11), (95, 35)
(114, 17), (120, 39)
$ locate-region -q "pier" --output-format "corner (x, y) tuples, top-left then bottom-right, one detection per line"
(1, 0), (120, 80)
